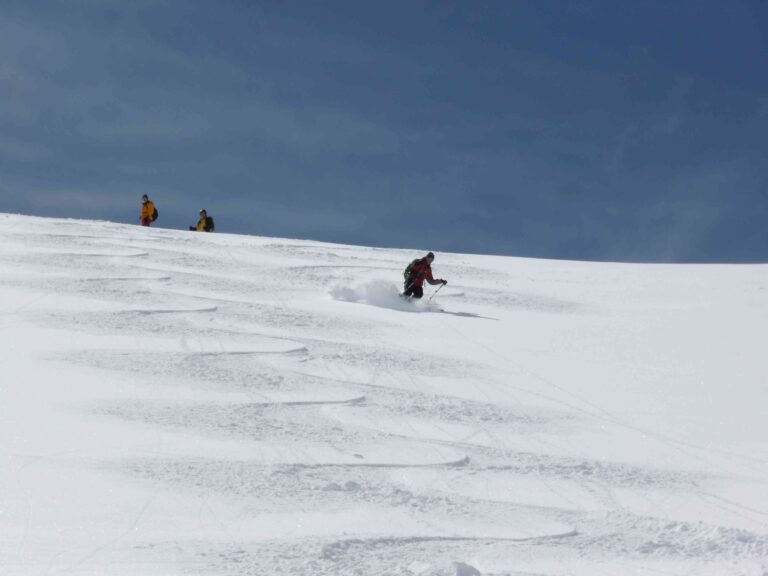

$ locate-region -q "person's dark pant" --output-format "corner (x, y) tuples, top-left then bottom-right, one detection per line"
(403, 282), (423, 299)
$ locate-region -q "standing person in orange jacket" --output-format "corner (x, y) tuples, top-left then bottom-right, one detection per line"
(402, 252), (447, 299)
(140, 195), (157, 227)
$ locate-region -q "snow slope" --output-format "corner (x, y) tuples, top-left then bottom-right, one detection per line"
(1, 213), (766, 575)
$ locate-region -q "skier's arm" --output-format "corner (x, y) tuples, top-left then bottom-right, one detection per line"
(425, 268), (445, 285)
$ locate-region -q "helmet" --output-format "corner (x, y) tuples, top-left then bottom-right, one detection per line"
(426, 252), (435, 260)
(200, 209), (206, 214)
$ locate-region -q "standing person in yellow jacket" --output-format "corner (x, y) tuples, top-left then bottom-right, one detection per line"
(140, 195), (158, 227)
(189, 209), (215, 232)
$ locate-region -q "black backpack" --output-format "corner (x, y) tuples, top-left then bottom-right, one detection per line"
(403, 258), (421, 280)
(151, 206), (159, 222)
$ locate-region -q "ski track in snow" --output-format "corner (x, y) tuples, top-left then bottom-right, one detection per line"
(1, 215), (767, 576)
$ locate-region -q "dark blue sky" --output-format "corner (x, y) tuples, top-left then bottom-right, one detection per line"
(1, 1), (766, 262)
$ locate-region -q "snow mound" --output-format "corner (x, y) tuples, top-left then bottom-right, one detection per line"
(2, 214), (767, 576)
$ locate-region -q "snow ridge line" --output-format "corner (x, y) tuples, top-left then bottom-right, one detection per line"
(115, 306), (219, 315)
(321, 530), (579, 559)
(287, 455), (471, 470)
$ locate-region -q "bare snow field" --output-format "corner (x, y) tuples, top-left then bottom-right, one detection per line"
(1, 213), (766, 575)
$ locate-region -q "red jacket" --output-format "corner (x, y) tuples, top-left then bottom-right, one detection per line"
(406, 259), (439, 288)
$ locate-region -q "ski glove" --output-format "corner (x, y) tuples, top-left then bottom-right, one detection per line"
(441, 279), (448, 285)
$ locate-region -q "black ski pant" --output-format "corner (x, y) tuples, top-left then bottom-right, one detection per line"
(403, 282), (423, 299)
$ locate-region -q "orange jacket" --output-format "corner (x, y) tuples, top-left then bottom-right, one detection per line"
(141, 200), (155, 222)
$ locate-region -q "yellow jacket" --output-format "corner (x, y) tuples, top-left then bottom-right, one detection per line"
(141, 200), (155, 221)
(195, 215), (215, 232)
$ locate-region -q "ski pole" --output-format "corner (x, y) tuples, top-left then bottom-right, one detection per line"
(427, 282), (445, 302)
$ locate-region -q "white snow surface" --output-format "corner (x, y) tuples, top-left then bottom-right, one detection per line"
(1, 213), (767, 575)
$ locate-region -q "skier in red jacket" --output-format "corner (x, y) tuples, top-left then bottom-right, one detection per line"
(402, 252), (447, 299)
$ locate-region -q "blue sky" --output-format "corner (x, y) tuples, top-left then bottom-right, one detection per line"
(1, 1), (766, 262)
